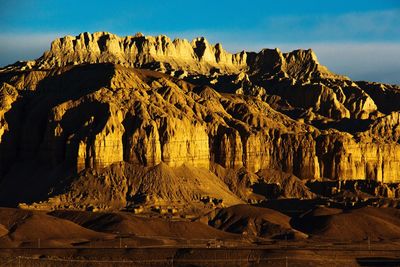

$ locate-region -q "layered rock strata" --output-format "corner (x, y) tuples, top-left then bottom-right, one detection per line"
(0, 32), (399, 208)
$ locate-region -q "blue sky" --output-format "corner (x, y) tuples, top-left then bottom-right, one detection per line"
(0, 0), (399, 83)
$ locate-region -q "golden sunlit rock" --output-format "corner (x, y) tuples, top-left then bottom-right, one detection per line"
(0, 32), (400, 212)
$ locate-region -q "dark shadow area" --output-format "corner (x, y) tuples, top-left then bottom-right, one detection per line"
(357, 257), (400, 266)
(306, 180), (340, 197)
(312, 118), (373, 134)
(60, 101), (110, 169)
(290, 211), (331, 235)
(256, 198), (328, 217)
(252, 182), (281, 199)
(35, 63), (115, 98)
(0, 63), (116, 206)
(192, 38), (207, 60)
(357, 81), (400, 114)
(185, 74), (240, 94)
(272, 107), (304, 119)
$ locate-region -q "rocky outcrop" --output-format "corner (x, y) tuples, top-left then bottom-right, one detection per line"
(1, 32), (343, 82)
(0, 83), (18, 143)
(317, 134), (400, 183)
(359, 112), (400, 143)
(8, 32), (247, 75)
(357, 82), (400, 114)
(0, 32), (399, 209)
(248, 48), (345, 81)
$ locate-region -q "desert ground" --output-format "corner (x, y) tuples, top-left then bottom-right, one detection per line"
(0, 202), (399, 266)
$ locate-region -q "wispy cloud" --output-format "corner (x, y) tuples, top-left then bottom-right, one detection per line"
(315, 43), (400, 84)
(260, 9), (400, 42)
(0, 33), (65, 66)
(316, 9), (400, 41)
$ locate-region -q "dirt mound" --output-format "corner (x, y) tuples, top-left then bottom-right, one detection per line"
(22, 162), (242, 211)
(8, 214), (109, 241)
(135, 163), (242, 206)
(208, 204), (307, 239)
(256, 169), (315, 199)
(0, 208), (112, 247)
(0, 224), (8, 238)
(212, 165), (315, 202)
(210, 164), (260, 201)
(292, 207), (400, 241)
(0, 208), (34, 229)
(50, 210), (239, 240)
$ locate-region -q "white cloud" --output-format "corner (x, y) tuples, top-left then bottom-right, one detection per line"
(314, 43), (400, 84)
(0, 33), (66, 66)
(260, 9), (400, 42)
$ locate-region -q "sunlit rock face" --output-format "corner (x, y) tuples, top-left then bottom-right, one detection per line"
(26, 32), (248, 75)
(0, 32), (400, 208)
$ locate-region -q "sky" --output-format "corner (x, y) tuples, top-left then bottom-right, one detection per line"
(0, 0), (399, 84)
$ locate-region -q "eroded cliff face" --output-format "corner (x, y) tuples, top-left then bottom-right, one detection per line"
(3, 32), (345, 81)
(0, 32), (399, 209)
(11, 32), (247, 75)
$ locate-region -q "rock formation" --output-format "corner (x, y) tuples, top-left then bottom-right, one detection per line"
(0, 32), (399, 210)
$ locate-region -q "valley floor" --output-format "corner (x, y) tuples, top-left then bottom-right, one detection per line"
(0, 203), (399, 266)
(0, 244), (399, 266)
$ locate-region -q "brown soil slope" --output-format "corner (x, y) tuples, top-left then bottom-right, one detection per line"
(22, 162), (242, 211)
(292, 207), (400, 241)
(50, 210), (240, 240)
(208, 204), (307, 239)
(0, 208), (112, 247)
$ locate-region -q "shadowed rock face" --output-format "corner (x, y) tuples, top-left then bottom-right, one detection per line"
(0, 32), (399, 209)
